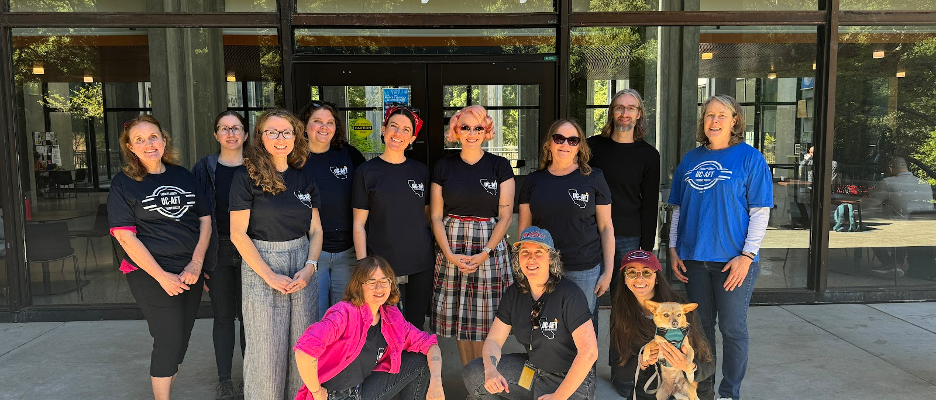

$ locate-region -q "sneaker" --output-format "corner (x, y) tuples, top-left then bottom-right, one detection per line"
(216, 379), (235, 400)
(871, 265), (905, 278)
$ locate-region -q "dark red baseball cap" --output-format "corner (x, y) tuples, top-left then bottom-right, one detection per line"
(620, 249), (662, 272)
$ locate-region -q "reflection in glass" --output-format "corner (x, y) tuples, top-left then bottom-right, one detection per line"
(10, 0), (276, 12)
(828, 26), (936, 287)
(573, 0), (818, 11)
(298, 0), (552, 13)
(13, 27), (282, 305)
(310, 85), (417, 159)
(442, 85), (541, 176)
(571, 25), (817, 289)
(0, 206), (7, 306)
(841, 0), (935, 11)
(295, 28), (556, 56)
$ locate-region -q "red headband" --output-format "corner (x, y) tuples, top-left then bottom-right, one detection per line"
(383, 105), (423, 137)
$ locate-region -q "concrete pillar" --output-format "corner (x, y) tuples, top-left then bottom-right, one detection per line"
(147, 0), (227, 167)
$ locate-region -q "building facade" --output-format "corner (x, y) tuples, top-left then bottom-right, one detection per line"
(0, 0), (934, 321)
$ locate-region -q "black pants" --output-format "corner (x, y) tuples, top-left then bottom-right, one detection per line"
(207, 238), (246, 382)
(126, 268), (203, 378)
(401, 268), (434, 330)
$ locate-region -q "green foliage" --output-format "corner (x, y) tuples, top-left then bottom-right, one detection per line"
(912, 130), (936, 185)
(41, 83), (103, 119)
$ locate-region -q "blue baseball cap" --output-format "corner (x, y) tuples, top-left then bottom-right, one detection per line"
(514, 226), (555, 250)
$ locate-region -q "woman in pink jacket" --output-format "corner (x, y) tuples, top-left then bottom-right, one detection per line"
(294, 256), (445, 400)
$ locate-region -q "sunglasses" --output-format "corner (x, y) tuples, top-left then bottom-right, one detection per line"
(459, 125), (485, 134)
(529, 299), (543, 351)
(623, 269), (656, 280)
(551, 133), (581, 146)
(308, 100), (337, 109)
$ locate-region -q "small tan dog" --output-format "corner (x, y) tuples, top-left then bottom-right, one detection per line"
(642, 300), (699, 400)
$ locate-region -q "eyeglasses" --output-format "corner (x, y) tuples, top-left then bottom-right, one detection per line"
(551, 134), (581, 146)
(217, 125), (245, 136)
(623, 269), (656, 280)
(704, 113), (733, 122)
(459, 125), (485, 134)
(529, 299), (543, 351)
(363, 277), (392, 289)
(613, 105), (641, 114)
(263, 129), (295, 140)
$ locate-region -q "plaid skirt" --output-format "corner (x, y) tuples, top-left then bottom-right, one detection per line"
(431, 215), (513, 341)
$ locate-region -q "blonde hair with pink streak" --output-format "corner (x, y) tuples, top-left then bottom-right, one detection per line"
(446, 105), (495, 143)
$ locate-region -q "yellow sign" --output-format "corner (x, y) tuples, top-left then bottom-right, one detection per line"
(351, 118), (373, 138)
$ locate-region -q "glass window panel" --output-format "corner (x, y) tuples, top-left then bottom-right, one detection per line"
(571, 25), (817, 290)
(828, 26), (936, 287)
(297, 0), (553, 13)
(443, 84), (540, 176)
(295, 28), (556, 56)
(841, 0), (936, 11)
(313, 85), (417, 160)
(10, 0), (275, 12)
(573, 0), (819, 11)
(13, 27), (281, 305)
(0, 203), (8, 306)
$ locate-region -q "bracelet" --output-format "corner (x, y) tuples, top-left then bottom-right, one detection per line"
(741, 252), (755, 260)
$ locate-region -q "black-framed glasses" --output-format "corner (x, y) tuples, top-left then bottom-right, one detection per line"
(459, 125), (485, 134)
(623, 269), (656, 280)
(551, 133), (581, 146)
(216, 125), (245, 136)
(263, 129), (295, 140)
(363, 278), (392, 289)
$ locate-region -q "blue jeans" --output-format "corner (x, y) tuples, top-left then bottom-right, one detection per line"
(608, 236), (640, 371)
(683, 260), (759, 400)
(327, 352), (430, 400)
(316, 247), (357, 319)
(564, 264), (601, 334)
(462, 354), (596, 400)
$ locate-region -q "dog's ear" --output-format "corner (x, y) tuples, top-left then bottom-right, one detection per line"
(682, 303), (698, 313)
(644, 300), (659, 313)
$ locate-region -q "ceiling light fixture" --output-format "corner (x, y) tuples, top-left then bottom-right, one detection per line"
(83, 75), (94, 83)
(896, 71), (906, 78)
(32, 64), (44, 75)
(701, 52), (713, 60)
(767, 72), (777, 79)
(873, 50), (885, 59)
(226, 73), (236, 82)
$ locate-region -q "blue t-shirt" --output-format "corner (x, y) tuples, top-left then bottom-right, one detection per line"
(667, 143), (773, 262)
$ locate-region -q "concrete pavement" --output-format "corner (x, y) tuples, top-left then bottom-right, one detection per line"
(1, 302), (935, 399)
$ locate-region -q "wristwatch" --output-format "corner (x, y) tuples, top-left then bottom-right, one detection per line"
(482, 247), (495, 258)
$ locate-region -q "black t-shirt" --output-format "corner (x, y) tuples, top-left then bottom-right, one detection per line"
(107, 165), (211, 274)
(229, 166), (321, 242)
(302, 145), (366, 253)
(587, 136), (661, 251)
(324, 321), (387, 391)
(518, 168), (612, 271)
(351, 157), (433, 276)
(432, 152), (514, 218)
(495, 279), (592, 375)
(214, 163), (241, 236)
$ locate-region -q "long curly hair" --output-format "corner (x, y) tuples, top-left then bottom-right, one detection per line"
(243, 109), (309, 195)
(446, 105), (495, 143)
(696, 95), (746, 147)
(298, 101), (347, 149)
(119, 114), (179, 181)
(510, 244), (564, 295)
(538, 119), (592, 176)
(600, 89), (648, 141)
(610, 271), (712, 367)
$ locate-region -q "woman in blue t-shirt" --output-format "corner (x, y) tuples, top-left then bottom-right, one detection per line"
(352, 105), (434, 329)
(299, 101), (367, 318)
(229, 109), (323, 400)
(667, 95), (773, 400)
(518, 119), (614, 329)
(429, 105), (515, 366)
(109, 115), (212, 400)
(192, 110), (249, 398)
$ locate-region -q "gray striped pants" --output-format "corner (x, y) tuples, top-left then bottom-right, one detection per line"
(242, 236), (318, 400)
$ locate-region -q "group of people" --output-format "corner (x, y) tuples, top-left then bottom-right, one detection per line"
(108, 90), (771, 400)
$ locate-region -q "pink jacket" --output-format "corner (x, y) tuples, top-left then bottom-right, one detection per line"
(293, 301), (438, 400)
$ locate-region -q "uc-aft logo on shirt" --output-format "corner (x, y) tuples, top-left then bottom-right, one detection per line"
(142, 186), (196, 220)
(329, 165), (349, 180)
(294, 191), (315, 208)
(480, 179), (498, 196)
(568, 189), (590, 209)
(408, 180), (425, 197)
(539, 318), (558, 339)
(683, 161), (733, 191)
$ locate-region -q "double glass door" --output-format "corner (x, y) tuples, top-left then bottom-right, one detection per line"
(294, 62), (556, 177)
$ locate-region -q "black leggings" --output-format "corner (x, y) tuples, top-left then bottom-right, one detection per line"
(126, 268), (203, 378)
(402, 268), (434, 330)
(207, 238), (246, 382)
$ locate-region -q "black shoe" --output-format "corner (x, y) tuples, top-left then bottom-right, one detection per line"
(216, 379), (236, 400)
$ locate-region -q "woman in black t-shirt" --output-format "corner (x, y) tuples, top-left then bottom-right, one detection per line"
(518, 119), (614, 331)
(192, 110), (248, 398)
(109, 115), (212, 400)
(429, 105), (515, 366)
(352, 105), (434, 329)
(299, 101), (367, 319)
(610, 249), (714, 399)
(229, 109), (323, 400)
(462, 226), (597, 400)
